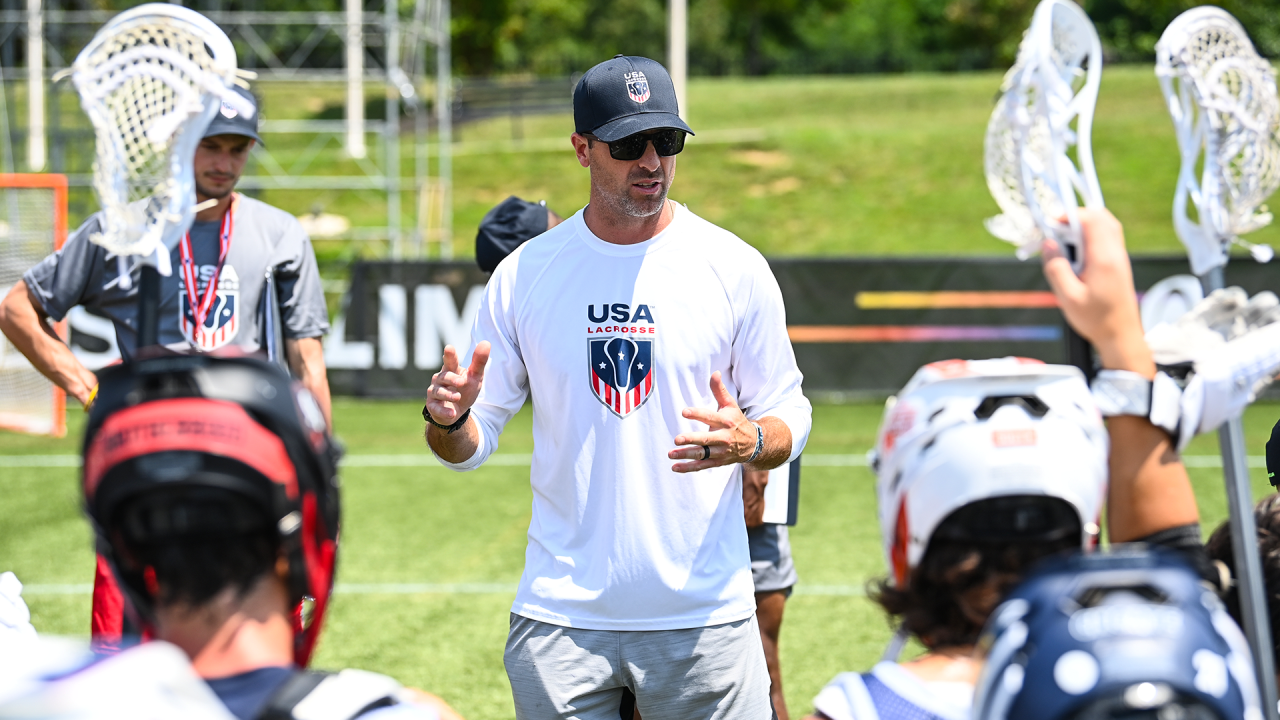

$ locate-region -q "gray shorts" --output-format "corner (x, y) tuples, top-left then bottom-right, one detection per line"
(748, 524), (798, 595)
(503, 613), (773, 720)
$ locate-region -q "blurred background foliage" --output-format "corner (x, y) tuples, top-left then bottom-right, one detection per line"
(70, 0), (1280, 76)
(450, 0), (1280, 76)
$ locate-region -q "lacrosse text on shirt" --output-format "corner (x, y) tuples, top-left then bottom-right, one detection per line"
(179, 195), (239, 351)
(587, 303), (656, 418)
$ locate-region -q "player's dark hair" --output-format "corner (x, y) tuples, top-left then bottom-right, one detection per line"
(110, 485), (278, 609)
(870, 497), (1080, 650)
(1204, 493), (1280, 669)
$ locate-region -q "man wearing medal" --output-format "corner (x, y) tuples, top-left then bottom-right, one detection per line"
(0, 85), (332, 426)
(0, 85), (333, 651)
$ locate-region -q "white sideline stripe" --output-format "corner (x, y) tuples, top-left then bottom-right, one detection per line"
(341, 454), (535, 467)
(0, 455), (82, 468)
(0, 453), (1265, 469)
(20, 583), (866, 597)
(0, 454), (865, 468)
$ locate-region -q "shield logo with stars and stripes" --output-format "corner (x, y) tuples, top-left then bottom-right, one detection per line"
(589, 336), (654, 418)
(179, 263), (239, 352)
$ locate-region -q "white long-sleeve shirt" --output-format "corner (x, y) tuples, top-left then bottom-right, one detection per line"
(437, 202), (812, 631)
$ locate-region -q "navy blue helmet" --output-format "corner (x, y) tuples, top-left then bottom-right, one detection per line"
(973, 547), (1263, 720)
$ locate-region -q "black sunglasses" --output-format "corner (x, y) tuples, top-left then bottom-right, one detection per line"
(586, 129), (687, 161)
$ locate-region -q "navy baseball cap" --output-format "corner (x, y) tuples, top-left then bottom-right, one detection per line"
(475, 196), (548, 272)
(573, 55), (693, 142)
(203, 85), (264, 146)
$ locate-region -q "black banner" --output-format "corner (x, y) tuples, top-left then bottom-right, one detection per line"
(325, 258), (1278, 398)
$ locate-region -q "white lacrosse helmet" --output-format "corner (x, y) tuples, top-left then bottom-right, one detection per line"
(873, 357), (1108, 587)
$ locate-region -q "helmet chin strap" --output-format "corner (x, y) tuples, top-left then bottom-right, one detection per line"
(881, 624), (910, 663)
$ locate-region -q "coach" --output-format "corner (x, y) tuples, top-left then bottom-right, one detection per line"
(424, 55), (811, 719)
(0, 85), (332, 426)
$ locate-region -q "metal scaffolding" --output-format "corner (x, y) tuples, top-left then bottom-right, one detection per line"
(0, 0), (453, 258)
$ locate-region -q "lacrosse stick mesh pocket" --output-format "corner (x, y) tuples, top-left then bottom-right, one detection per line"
(1158, 7), (1280, 271)
(71, 8), (243, 262)
(983, 0), (1103, 260)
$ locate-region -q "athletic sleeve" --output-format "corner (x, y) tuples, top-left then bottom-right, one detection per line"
(21, 214), (107, 322)
(430, 263), (529, 471)
(728, 254), (812, 463)
(811, 672), (875, 720)
(1138, 523), (1220, 588)
(273, 216), (330, 339)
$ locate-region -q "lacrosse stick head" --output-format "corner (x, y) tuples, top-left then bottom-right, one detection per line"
(984, 0), (1105, 274)
(1156, 7), (1280, 276)
(71, 4), (254, 271)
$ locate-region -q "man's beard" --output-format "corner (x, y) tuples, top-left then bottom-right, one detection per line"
(195, 178), (234, 200)
(593, 170), (668, 219)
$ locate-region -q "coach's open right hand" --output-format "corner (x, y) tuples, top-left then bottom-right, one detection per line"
(425, 342), (491, 424)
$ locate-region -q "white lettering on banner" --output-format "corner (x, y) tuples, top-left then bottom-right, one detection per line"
(415, 285), (484, 370)
(378, 285), (408, 369)
(322, 283), (486, 372)
(67, 307), (121, 369)
(323, 300), (375, 369)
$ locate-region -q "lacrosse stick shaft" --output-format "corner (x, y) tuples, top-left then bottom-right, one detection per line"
(1201, 268), (1280, 716)
(137, 265), (161, 349)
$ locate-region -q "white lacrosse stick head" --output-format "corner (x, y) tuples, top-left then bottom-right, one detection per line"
(1156, 7), (1280, 277)
(71, 4), (253, 272)
(984, 0), (1105, 274)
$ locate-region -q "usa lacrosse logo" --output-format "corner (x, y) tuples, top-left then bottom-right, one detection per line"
(179, 263), (240, 351)
(624, 71), (650, 103)
(589, 337), (654, 417)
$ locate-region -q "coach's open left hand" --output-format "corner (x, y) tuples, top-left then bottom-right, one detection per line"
(422, 54), (811, 720)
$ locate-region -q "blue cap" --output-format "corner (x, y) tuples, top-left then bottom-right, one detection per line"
(573, 55), (693, 142)
(202, 85), (263, 146)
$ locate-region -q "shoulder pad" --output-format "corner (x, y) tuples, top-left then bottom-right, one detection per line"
(259, 669), (404, 720)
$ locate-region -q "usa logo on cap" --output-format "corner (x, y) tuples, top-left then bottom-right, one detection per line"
(220, 102), (238, 119)
(589, 337), (654, 417)
(624, 71), (650, 104)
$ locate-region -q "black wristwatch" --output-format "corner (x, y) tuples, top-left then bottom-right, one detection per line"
(422, 405), (471, 434)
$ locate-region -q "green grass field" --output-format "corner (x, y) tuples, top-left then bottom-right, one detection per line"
(3, 400), (1279, 719)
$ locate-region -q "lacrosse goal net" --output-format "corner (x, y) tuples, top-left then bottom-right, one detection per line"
(0, 174), (68, 436)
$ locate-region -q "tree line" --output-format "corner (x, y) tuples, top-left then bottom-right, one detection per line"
(36, 0), (1278, 77)
(452, 0), (1279, 76)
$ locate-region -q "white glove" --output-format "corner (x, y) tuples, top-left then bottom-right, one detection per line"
(1143, 288), (1280, 450)
(0, 571), (36, 644)
(1147, 287), (1280, 366)
(1178, 321), (1280, 450)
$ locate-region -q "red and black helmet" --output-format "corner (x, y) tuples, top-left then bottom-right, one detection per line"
(81, 354), (340, 666)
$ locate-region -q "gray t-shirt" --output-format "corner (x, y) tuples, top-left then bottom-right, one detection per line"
(24, 195), (329, 360)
